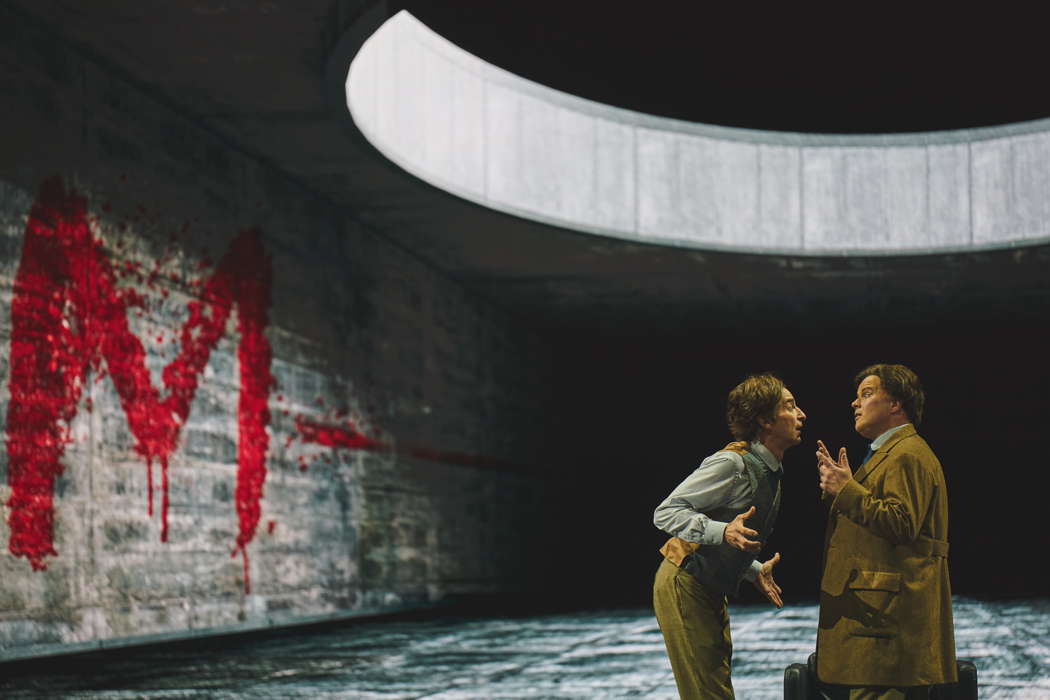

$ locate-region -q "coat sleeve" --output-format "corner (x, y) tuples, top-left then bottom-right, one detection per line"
(831, 451), (933, 545)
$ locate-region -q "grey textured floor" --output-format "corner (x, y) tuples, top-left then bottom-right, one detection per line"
(1, 598), (1047, 699)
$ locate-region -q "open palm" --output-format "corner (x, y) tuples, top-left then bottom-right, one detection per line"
(755, 552), (783, 608)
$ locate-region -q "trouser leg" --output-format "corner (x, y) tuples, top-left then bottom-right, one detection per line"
(653, 558), (734, 700)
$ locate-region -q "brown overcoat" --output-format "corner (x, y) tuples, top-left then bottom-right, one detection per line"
(817, 425), (957, 687)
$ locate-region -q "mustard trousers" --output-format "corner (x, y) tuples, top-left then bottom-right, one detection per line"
(653, 558), (734, 700)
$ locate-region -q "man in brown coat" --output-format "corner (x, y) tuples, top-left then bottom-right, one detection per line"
(815, 364), (956, 700)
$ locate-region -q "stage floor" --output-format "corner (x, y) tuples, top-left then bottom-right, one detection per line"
(1, 597), (1047, 698)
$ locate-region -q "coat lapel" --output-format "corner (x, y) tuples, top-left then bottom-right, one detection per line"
(853, 424), (917, 485)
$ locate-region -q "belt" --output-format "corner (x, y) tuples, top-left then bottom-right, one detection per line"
(911, 535), (949, 558)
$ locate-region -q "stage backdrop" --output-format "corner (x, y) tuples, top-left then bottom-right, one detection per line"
(0, 5), (554, 660)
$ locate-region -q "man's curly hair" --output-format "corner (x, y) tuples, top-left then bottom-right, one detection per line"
(726, 373), (785, 442)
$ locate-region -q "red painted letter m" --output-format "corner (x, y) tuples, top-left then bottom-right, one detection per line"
(5, 177), (272, 587)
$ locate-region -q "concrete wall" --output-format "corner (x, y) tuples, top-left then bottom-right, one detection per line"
(349, 11), (1050, 255)
(0, 5), (553, 660)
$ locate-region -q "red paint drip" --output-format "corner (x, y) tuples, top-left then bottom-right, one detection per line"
(293, 416), (525, 472)
(160, 456), (169, 543)
(5, 177), (273, 590)
(147, 458), (154, 516)
(231, 545), (252, 595)
(294, 416), (385, 451)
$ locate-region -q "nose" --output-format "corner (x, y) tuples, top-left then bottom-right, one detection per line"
(851, 397), (861, 409)
(797, 407), (806, 421)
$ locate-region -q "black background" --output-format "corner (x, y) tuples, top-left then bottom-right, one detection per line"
(543, 316), (1050, 608)
(399, 2), (1050, 134)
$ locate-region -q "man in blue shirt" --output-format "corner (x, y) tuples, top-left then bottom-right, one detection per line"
(653, 373), (805, 699)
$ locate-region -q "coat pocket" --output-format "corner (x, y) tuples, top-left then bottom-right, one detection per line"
(849, 570), (901, 593)
(846, 570), (902, 638)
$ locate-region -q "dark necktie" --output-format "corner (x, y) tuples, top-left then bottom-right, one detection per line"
(859, 447), (875, 468)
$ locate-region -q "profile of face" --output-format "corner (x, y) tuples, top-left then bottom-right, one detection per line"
(763, 387), (806, 450)
(852, 375), (902, 439)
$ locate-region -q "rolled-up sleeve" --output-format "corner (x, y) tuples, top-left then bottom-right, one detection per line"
(653, 452), (745, 546)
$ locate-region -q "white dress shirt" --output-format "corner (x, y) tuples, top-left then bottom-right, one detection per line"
(868, 423), (911, 453)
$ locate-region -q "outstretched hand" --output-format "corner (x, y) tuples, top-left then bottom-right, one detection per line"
(724, 506), (761, 553)
(754, 552), (783, 608)
(816, 440), (853, 498)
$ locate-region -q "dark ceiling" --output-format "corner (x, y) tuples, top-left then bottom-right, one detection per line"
(399, 2), (1050, 134)
(7, 0), (1050, 336)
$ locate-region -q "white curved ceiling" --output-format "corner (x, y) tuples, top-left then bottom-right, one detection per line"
(346, 11), (1050, 256)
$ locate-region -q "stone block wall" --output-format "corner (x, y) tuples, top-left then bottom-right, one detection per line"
(0, 4), (553, 659)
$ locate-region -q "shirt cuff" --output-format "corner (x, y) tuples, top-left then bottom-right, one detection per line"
(743, 559), (761, 582)
(704, 520), (729, 546)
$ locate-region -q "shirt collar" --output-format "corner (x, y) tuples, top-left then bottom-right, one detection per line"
(749, 440), (782, 472)
(870, 423), (911, 451)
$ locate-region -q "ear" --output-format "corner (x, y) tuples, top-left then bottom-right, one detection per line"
(888, 398), (903, 416)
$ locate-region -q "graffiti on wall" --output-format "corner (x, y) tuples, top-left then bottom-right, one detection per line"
(292, 415), (525, 472)
(5, 176), (272, 590)
(3, 176), (525, 594)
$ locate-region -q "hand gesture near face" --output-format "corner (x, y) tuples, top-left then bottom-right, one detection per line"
(723, 505), (761, 553)
(816, 439), (853, 497)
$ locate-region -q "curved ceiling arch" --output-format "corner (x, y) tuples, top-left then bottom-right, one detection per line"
(344, 10), (1050, 257)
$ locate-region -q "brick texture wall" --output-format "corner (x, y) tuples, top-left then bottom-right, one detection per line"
(0, 4), (553, 658)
